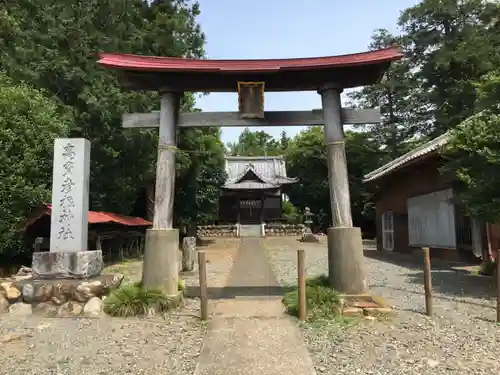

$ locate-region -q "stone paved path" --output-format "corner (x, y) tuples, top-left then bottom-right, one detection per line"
(193, 238), (317, 375)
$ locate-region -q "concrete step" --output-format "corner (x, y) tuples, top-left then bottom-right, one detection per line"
(239, 224), (262, 237)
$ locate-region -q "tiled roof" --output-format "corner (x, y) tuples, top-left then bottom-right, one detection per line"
(98, 46), (403, 73)
(22, 205), (151, 230)
(224, 156), (297, 190)
(363, 133), (450, 183)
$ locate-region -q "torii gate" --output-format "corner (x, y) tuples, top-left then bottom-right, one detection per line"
(98, 46), (403, 296)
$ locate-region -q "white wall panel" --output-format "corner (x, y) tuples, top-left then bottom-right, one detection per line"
(408, 189), (456, 248)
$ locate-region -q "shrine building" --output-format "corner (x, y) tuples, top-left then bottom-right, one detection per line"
(219, 156), (297, 224)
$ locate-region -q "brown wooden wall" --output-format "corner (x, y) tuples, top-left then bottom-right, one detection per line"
(373, 155), (455, 257)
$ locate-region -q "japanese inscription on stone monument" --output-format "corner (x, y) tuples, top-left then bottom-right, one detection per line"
(50, 138), (91, 252)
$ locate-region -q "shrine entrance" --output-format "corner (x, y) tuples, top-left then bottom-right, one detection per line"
(239, 199), (261, 224)
(98, 46), (403, 296)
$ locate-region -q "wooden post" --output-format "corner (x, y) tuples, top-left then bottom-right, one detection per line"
(320, 84), (367, 294)
(497, 249), (500, 323)
(198, 251), (208, 320)
(319, 85), (353, 228)
(297, 249), (307, 321)
(423, 247), (433, 316)
(153, 92), (179, 229)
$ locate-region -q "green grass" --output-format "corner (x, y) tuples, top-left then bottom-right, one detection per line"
(283, 274), (344, 322)
(478, 260), (497, 276)
(103, 281), (182, 317)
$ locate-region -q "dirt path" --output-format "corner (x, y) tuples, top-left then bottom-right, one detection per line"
(193, 238), (317, 375)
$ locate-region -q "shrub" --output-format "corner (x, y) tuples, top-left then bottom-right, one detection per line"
(103, 284), (177, 317)
(283, 275), (341, 321)
(0, 73), (70, 255)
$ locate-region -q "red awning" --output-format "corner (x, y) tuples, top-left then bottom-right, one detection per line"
(22, 205), (151, 230)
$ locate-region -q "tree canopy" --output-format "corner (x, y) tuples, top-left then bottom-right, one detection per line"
(0, 73), (70, 254)
(0, 0), (226, 253)
(442, 69), (500, 222)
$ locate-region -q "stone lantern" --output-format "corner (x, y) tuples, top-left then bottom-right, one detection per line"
(304, 207), (313, 233)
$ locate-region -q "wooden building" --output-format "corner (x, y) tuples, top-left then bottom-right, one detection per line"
(219, 156), (297, 224)
(364, 134), (498, 261)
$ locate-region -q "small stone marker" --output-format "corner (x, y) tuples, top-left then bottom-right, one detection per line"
(182, 236), (196, 272)
(32, 138), (103, 279)
(49, 138), (90, 252)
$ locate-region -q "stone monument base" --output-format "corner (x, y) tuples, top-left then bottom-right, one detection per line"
(32, 250), (103, 279)
(0, 274), (123, 316)
(327, 227), (367, 294)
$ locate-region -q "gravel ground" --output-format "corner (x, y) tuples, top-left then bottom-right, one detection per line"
(264, 238), (500, 375)
(0, 299), (205, 375)
(0, 238), (240, 375)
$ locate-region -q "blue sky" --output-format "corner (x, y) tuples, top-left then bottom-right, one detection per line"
(195, 0), (419, 144)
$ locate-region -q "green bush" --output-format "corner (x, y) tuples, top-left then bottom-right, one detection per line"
(103, 284), (177, 317)
(283, 275), (341, 321)
(0, 73), (70, 255)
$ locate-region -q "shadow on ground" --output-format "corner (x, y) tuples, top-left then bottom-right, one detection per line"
(364, 250), (496, 302)
(185, 285), (295, 299)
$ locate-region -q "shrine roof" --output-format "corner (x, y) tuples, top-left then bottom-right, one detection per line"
(97, 46), (403, 92)
(224, 156), (297, 190)
(363, 133), (449, 183)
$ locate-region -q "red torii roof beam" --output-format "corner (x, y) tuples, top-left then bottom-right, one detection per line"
(98, 46), (403, 92)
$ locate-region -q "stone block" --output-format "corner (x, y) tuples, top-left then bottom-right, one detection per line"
(182, 236), (196, 272)
(13, 274), (123, 304)
(341, 307), (364, 317)
(362, 307), (393, 316)
(32, 250), (103, 279)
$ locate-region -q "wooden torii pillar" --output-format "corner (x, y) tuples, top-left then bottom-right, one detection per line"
(98, 46), (403, 295)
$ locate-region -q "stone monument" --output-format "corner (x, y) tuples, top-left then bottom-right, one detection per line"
(32, 138), (103, 279)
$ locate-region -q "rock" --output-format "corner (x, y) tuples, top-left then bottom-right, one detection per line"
(57, 301), (83, 316)
(11, 275), (32, 281)
(8, 302), (32, 316)
(34, 302), (57, 317)
(1, 282), (21, 302)
(76, 280), (104, 300)
(21, 283), (35, 302)
(52, 283), (76, 304)
(300, 232), (319, 243)
(51, 296), (64, 306)
(34, 284), (53, 302)
(0, 294), (9, 313)
(16, 265), (32, 275)
(83, 297), (102, 317)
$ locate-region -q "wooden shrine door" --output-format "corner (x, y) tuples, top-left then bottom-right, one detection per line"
(239, 199), (262, 224)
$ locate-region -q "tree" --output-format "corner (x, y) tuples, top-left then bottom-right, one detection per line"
(175, 127), (227, 233)
(0, 73), (70, 254)
(442, 69), (500, 222)
(348, 29), (429, 158)
(227, 128), (282, 156)
(285, 127), (384, 234)
(279, 130), (290, 151)
(0, 1), (224, 233)
(399, 0), (500, 136)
